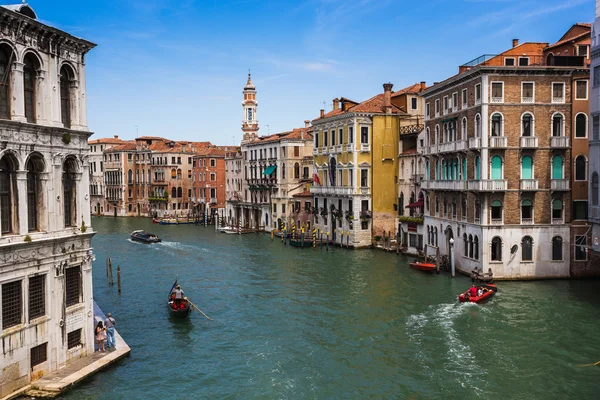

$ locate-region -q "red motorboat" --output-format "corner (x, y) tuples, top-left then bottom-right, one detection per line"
(409, 262), (437, 272)
(458, 284), (497, 303)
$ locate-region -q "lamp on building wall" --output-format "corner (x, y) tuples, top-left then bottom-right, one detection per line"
(83, 249), (96, 264)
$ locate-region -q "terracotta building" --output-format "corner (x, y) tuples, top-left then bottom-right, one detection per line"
(421, 25), (590, 279)
(192, 147), (227, 219)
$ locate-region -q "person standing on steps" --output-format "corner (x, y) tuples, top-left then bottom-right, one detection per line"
(105, 313), (116, 349)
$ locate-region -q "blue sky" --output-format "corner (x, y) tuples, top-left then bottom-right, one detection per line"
(30, 0), (593, 144)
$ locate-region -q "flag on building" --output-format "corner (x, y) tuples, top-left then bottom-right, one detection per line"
(313, 173), (321, 186)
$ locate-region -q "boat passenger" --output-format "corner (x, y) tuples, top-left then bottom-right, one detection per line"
(469, 285), (478, 298)
(477, 288), (483, 297)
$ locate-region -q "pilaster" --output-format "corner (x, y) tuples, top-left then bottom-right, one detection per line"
(10, 62), (27, 123)
(35, 70), (48, 126)
(16, 170), (28, 234)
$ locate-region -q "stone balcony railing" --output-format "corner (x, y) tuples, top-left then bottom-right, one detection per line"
(210, 198), (217, 204)
(335, 144), (343, 153)
(346, 144), (353, 152)
(313, 148), (319, 156)
(490, 218), (503, 225)
(311, 186), (354, 196)
(551, 179), (569, 190)
(520, 136), (538, 148)
(455, 140), (467, 151)
(421, 180), (467, 190)
(521, 217), (534, 225)
(550, 136), (570, 148)
(468, 137), (481, 149)
(360, 143), (371, 152)
(551, 217), (564, 225)
(489, 136), (507, 148)
(468, 179), (508, 191)
(520, 179), (538, 190)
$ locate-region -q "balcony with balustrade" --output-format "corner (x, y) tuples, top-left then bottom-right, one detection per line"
(346, 144), (353, 152)
(550, 136), (569, 148)
(313, 148), (319, 156)
(468, 179), (508, 191)
(490, 218), (503, 225)
(455, 140), (467, 151)
(438, 142), (456, 153)
(360, 143), (371, 152)
(551, 179), (569, 190)
(520, 136), (538, 148)
(520, 179), (538, 190)
(335, 144), (343, 153)
(421, 180), (467, 191)
(521, 217), (533, 225)
(468, 137), (481, 150)
(489, 136), (507, 148)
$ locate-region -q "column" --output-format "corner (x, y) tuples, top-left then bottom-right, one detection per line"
(10, 61), (27, 123)
(73, 172), (83, 229)
(69, 81), (81, 130)
(16, 170), (28, 235)
(35, 70), (48, 126)
(39, 172), (50, 232)
(78, 62), (88, 130)
(80, 162), (91, 228)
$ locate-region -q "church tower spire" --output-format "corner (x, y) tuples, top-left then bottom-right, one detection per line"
(242, 71), (258, 141)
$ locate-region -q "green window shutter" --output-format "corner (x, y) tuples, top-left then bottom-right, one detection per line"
(491, 156), (502, 180)
(475, 157), (481, 180)
(552, 156), (563, 179)
(463, 159), (467, 180)
(521, 156), (533, 179)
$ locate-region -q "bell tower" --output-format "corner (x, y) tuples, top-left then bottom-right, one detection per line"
(242, 72), (258, 141)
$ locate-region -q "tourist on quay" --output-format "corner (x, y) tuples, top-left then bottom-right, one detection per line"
(105, 313), (116, 349)
(95, 321), (107, 352)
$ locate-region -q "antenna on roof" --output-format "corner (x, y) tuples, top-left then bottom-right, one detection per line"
(321, 101), (326, 111)
(135, 125), (139, 137)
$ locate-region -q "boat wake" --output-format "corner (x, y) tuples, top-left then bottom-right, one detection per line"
(406, 302), (488, 396)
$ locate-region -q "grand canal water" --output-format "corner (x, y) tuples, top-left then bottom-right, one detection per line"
(62, 217), (600, 399)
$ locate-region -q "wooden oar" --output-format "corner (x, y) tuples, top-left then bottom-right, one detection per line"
(187, 299), (212, 320)
(578, 361), (600, 367)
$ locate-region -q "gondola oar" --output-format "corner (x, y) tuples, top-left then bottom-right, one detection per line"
(578, 361), (600, 367)
(186, 298), (212, 320)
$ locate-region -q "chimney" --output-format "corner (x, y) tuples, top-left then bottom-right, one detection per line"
(383, 83), (393, 114)
(320, 109), (324, 118)
(420, 81), (426, 91)
(512, 38), (519, 48)
(114, 135), (119, 139)
(332, 98), (339, 110)
(304, 120), (310, 129)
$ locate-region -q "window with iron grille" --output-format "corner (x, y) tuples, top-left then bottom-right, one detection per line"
(67, 329), (82, 349)
(29, 274), (46, 321)
(31, 342), (47, 368)
(2, 280), (22, 329)
(65, 266), (82, 307)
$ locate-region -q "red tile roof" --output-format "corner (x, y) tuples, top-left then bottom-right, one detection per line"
(292, 190), (312, 197)
(248, 127), (312, 144)
(88, 137), (127, 145)
(392, 83), (427, 97)
(315, 91), (406, 121)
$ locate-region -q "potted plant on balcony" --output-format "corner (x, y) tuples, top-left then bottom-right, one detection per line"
(319, 207), (328, 218)
(360, 210), (372, 220)
(344, 210), (354, 221)
(331, 207), (342, 221)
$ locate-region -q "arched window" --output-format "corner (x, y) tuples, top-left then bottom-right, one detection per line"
(491, 155), (502, 179)
(282, 163), (286, 179)
(136, 170), (139, 184)
(521, 199), (533, 223)
(177, 169), (182, 180)
(461, 117), (467, 140)
(475, 114), (481, 137)
(491, 236), (502, 261)
(552, 236), (563, 261)
(491, 200), (503, 223)
(551, 156), (563, 179)
(63, 158), (77, 227)
(60, 65), (73, 128)
(128, 169), (133, 184)
(575, 113), (587, 138)
(491, 113), (502, 136)
(475, 156), (481, 180)
(398, 192), (404, 216)
(0, 154), (18, 233)
(27, 155), (44, 231)
(468, 234), (473, 258)
(171, 168), (176, 179)
(474, 236), (479, 260)
(0, 45), (13, 119)
(23, 53), (39, 123)
(425, 195), (429, 212)
(522, 236), (533, 261)
(552, 199), (563, 221)
(434, 227), (438, 246)
(521, 156), (533, 179)
(294, 162), (300, 179)
(522, 113), (533, 136)
(435, 125), (440, 144)
(463, 233), (468, 256)
(575, 155), (587, 181)
(552, 114), (563, 137)
(171, 187), (177, 199)
(462, 158), (467, 181)
(177, 187), (182, 198)
(592, 172), (599, 206)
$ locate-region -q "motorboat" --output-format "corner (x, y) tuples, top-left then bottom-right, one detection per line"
(130, 230), (161, 243)
(409, 261), (437, 272)
(458, 284), (497, 303)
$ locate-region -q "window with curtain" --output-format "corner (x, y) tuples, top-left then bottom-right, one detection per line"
(552, 156), (563, 179)
(491, 156), (502, 179)
(475, 115), (481, 137)
(552, 236), (563, 261)
(491, 114), (502, 136)
(552, 199), (563, 220)
(552, 114), (563, 136)
(522, 236), (533, 261)
(475, 156), (481, 180)
(521, 156), (533, 179)
(521, 199), (533, 222)
(491, 200), (503, 221)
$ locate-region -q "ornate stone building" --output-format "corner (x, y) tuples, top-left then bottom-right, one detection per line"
(0, 4), (96, 396)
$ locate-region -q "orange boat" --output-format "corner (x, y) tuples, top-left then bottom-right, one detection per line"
(409, 262), (437, 272)
(458, 284), (497, 303)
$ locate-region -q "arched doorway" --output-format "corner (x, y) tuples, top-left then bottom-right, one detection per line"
(446, 225), (454, 257)
(97, 202), (101, 215)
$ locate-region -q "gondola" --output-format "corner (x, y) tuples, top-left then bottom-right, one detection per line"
(167, 281), (191, 318)
(130, 230), (161, 243)
(458, 284), (497, 303)
(409, 261), (437, 272)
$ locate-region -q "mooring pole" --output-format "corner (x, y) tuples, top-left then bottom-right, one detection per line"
(450, 238), (455, 278)
(117, 265), (121, 294)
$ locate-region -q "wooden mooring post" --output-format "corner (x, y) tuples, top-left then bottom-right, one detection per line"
(117, 265), (121, 294)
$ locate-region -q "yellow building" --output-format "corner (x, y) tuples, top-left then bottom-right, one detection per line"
(311, 83), (413, 247)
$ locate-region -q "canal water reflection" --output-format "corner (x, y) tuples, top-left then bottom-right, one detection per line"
(63, 217), (600, 399)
